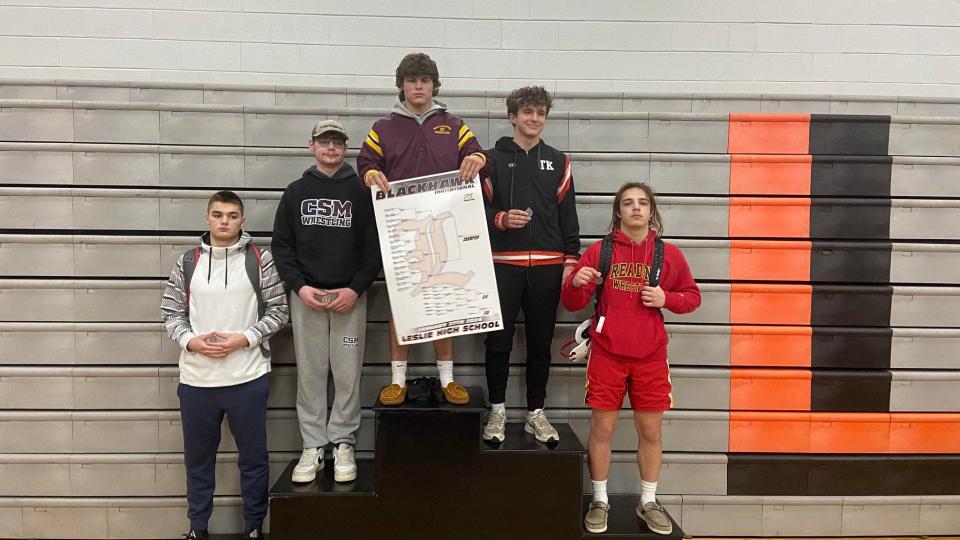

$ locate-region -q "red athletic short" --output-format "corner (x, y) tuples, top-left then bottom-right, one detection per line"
(585, 349), (672, 412)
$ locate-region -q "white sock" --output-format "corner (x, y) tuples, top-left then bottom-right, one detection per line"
(592, 479), (608, 504)
(391, 361), (407, 387)
(640, 479), (657, 506)
(491, 403), (506, 415)
(437, 360), (454, 387)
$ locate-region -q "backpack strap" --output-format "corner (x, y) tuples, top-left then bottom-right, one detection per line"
(245, 243), (265, 319)
(182, 246), (201, 312)
(648, 236), (665, 288)
(592, 234), (615, 317)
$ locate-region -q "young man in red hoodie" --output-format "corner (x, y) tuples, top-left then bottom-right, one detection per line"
(561, 183), (701, 535)
(358, 52), (486, 406)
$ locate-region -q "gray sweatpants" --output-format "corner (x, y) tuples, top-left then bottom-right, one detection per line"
(291, 292), (367, 448)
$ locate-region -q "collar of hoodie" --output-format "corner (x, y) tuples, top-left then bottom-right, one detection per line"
(199, 231), (252, 288)
(391, 97), (447, 125)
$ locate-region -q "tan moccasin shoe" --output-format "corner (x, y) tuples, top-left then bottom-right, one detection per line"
(441, 381), (469, 405)
(379, 383), (407, 406)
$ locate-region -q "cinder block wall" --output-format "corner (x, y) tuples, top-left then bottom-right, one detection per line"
(1, 0), (960, 96)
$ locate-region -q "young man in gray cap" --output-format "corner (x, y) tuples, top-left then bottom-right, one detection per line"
(272, 119), (382, 484)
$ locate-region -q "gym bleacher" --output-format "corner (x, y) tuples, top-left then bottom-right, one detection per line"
(1, 79), (959, 537)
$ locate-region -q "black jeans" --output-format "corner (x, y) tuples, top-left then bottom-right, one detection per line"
(484, 264), (563, 411)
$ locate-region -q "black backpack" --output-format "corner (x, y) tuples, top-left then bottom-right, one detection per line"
(181, 243), (271, 358)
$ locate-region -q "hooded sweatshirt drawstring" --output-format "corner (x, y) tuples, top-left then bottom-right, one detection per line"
(202, 237), (242, 289)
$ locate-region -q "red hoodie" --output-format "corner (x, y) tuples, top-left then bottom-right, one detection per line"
(561, 228), (701, 363)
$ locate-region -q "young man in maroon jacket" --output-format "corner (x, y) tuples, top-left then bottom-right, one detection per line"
(358, 52), (486, 407)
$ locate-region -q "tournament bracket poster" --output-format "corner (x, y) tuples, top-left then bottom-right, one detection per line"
(372, 170), (503, 344)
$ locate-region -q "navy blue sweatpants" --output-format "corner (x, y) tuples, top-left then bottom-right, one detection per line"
(178, 375), (269, 532)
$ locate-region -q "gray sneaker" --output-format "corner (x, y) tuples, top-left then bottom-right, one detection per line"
(637, 500), (673, 535)
(333, 443), (357, 483)
(483, 409), (506, 442)
(291, 447), (323, 483)
(584, 501), (609, 533)
(524, 409), (559, 442)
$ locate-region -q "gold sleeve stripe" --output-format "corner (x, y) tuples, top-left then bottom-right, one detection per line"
(457, 128), (474, 146)
(457, 131), (476, 150)
(365, 136), (383, 156)
(367, 129), (380, 144)
(458, 124), (469, 137)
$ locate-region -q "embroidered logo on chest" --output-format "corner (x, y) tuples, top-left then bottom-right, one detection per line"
(434, 124), (452, 135)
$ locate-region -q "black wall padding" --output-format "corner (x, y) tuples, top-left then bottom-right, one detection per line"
(811, 155), (892, 197)
(809, 115), (891, 156)
(811, 285), (893, 327)
(811, 241), (892, 283)
(810, 198), (892, 240)
(811, 327), (892, 369)
(887, 455), (960, 495)
(807, 455), (888, 495)
(728, 455), (960, 495)
(727, 454), (809, 495)
(811, 369), (892, 412)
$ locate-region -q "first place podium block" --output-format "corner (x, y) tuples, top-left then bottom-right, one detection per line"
(269, 387), (681, 539)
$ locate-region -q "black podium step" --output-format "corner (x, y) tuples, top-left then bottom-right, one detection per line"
(270, 387), (589, 539)
(270, 458), (376, 497)
(581, 495), (685, 539)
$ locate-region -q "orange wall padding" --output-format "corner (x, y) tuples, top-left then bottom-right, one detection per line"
(730, 326), (812, 367)
(730, 283), (812, 325)
(729, 412), (811, 453)
(730, 154), (812, 195)
(730, 412), (960, 454)
(730, 369), (811, 411)
(729, 240), (811, 281)
(810, 413), (890, 453)
(889, 414), (960, 453)
(728, 113), (810, 155)
(728, 197), (811, 238)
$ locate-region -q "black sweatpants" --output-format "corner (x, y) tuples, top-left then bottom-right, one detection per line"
(178, 375), (269, 532)
(484, 263), (563, 411)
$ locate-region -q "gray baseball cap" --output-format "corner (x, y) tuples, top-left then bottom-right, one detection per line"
(311, 119), (349, 140)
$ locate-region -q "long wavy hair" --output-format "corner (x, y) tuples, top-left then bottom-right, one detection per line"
(609, 182), (663, 236)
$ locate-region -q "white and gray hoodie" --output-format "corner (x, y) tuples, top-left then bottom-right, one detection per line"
(161, 231), (289, 387)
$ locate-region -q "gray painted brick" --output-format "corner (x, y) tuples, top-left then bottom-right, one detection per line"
(0, 37), (59, 65)
(242, 43), (300, 73)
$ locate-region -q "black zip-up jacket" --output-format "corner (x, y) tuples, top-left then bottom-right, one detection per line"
(481, 137), (580, 267)
(272, 163), (381, 295)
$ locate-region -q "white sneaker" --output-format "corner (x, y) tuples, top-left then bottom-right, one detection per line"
(333, 443), (357, 483)
(291, 447), (323, 483)
(524, 409), (559, 442)
(482, 409), (506, 442)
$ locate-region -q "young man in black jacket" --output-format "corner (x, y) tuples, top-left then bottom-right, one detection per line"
(272, 120), (382, 485)
(481, 86), (581, 443)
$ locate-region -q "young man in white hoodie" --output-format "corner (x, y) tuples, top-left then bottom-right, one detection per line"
(161, 191), (289, 540)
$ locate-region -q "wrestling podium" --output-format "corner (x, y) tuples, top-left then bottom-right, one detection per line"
(267, 387), (683, 539)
